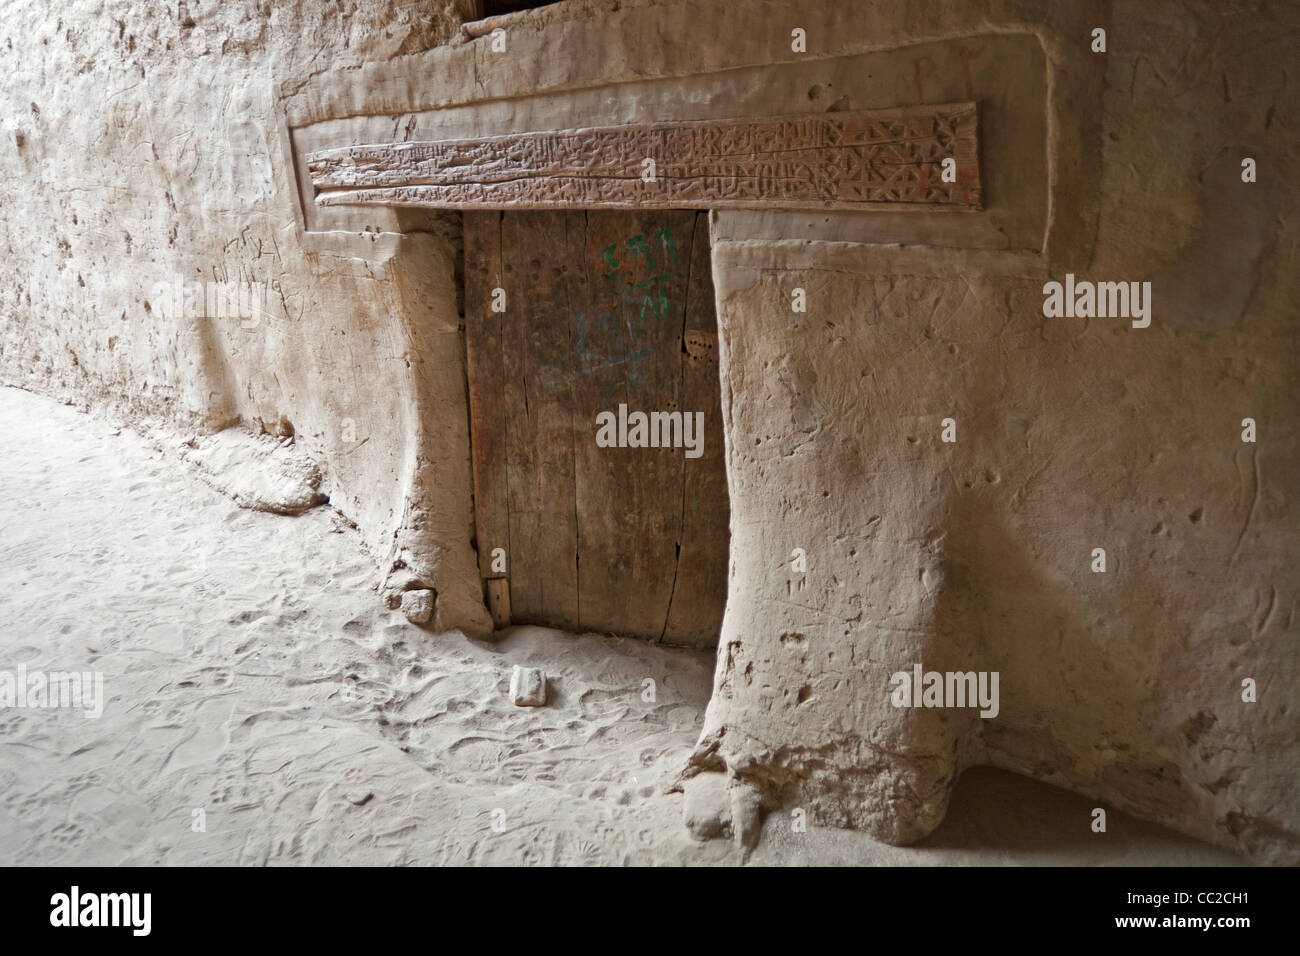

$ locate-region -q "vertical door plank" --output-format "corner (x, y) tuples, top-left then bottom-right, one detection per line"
(464, 212), (510, 624)
(572, 211), (694, 637)
(662, 211), (729, 645)
(501, 212), (581, 629)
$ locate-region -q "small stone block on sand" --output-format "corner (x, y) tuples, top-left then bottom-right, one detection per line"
(510, 665), (547, 707)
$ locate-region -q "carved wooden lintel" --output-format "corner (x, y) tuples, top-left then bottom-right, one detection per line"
(307, 103), (981, 211)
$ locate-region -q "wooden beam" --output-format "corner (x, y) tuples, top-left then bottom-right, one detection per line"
(307, 103), (981, 212)
(486, 577), (511, 630)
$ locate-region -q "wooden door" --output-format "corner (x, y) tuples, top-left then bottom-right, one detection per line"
(464, 210), (728, 646)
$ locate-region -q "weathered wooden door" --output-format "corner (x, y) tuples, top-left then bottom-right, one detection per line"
(464, 210), (728, 646)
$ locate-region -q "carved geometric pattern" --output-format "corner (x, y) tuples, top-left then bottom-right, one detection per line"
(306, 103), (980, 211)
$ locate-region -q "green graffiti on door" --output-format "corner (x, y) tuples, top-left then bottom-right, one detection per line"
(575, 227), (684, 399)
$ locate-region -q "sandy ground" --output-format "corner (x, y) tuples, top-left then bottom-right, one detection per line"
(0, 386), (1245, 866)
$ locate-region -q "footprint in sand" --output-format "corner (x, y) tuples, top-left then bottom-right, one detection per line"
(0, 711), (29, 738)
(445, 737), (507, 774)
(578, 687), (631, 719)
(571, 838), (606, 865)
(65, 771), (103, 793)
(228, 609), (268, 626)
(209, 777), (265, 811)
(387, 640), (417, 665)
(2, 789), (46, 822)
(45, 821), (89, 850)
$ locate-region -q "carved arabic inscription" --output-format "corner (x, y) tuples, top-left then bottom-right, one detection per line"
(307, 102), (980, 212)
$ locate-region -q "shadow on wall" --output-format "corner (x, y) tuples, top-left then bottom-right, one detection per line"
(183, 312), (241, 430)
(936, 480), (1220, 853)
(914, 765), (1244, 861)
(1151, 147), (1278, 335)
